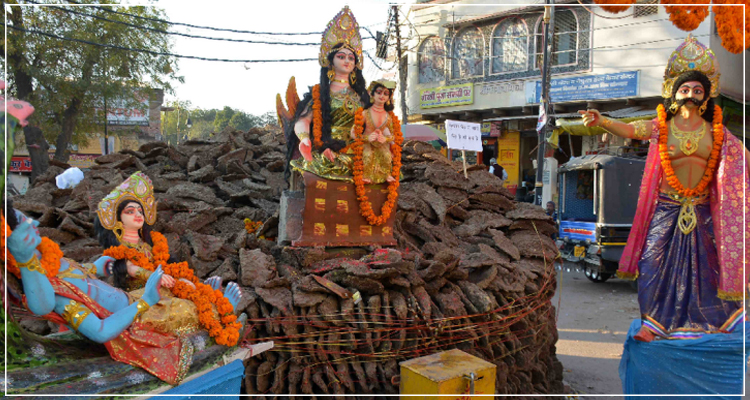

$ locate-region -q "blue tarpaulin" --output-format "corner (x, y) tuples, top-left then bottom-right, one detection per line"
(160, 359), (245, 398)
(620, 319), (748, 399)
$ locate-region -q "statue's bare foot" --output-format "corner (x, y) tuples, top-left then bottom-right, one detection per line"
(386, 175), (396, 183)
(634, 326), (655, 342)
(224, 282), (242, 311)
(205, 276), (223, 291)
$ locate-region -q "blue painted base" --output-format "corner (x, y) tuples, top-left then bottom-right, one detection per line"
(162, 359), (244, 398)
(619, 319), (749, 399)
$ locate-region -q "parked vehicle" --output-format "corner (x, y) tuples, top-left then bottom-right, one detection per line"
(555, 148), (646, 283)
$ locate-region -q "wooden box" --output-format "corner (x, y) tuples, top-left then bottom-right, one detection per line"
(400, 349), (496, 398)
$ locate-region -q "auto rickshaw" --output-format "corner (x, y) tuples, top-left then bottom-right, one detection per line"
(555, 148), (646, 282)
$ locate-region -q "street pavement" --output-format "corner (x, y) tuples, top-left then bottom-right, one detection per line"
(552, 261), (750, 398)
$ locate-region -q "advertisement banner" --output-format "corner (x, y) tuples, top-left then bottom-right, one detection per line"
(95, 93), (150, 126)
(9, 154), (99, 173)
(529, 71), (639, 103)
(420, 83), (473, 109)
(496, 131), (520, 194)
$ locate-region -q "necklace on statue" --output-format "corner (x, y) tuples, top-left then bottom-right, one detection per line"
(331, 78), (348, 84)
(670, 119), (706, 156)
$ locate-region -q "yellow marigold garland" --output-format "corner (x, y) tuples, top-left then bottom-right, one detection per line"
(657, 103), (724, 197)
(662, 0), (710, 32)
(713, 0), (750, 54)
(103, 231), (241, 346)
(593, 0), (635, 13)
(2, 214), (63, 279)
(351, 108), (403, 226)
(244, 218), (263, 235)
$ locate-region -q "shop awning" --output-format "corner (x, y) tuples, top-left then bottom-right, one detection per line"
(482, 115), (538, 123)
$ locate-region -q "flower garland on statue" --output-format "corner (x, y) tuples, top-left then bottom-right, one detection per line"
(350, 107), (403, 226)
(2, 214), (63, 279)
(592, 0), (635, 13)
(311, 84), (324, 148)
(662, 0), (710, 32)
(713, 0), (750, 54)
(103, 231), (241, 346)
(656, 103), (724, 197)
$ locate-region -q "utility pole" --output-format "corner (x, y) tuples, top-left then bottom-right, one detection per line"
(103, 94), (109, 155)
(393, 5), (407, 124)
(535, 0), (554, 206)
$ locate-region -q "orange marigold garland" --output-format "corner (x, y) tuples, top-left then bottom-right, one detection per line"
(103, 231), (241, 346)
(244, 218), (263, 235)
(657, 103), (724, 197)
(312, 84), (324, 148)
(2, 214), (63, 279)
(662, 0), (710, 32)
(713, 0), (750, 54)
(351, 108), (403, 226)
(593, 0), (635, 13)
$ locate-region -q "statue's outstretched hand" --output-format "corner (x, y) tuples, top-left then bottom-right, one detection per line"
(578, 109), (602, 128)
(94, 256), (115, 275)
(299, 138), (313, 161)
(142, 266), (164, 306)
(7, 219), (41, 263)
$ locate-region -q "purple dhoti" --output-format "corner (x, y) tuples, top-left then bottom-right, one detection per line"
(637, 194), (742, 338)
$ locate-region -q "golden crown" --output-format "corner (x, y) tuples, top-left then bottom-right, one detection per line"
(319, 6), (363, 70)
(96, 171), (157, 231)
(662, 34), (720, 98)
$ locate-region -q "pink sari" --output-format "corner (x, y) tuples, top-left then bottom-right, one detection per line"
(618, 118), (749, 300)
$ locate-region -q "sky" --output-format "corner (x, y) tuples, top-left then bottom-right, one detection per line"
(152, 0), (409, 116)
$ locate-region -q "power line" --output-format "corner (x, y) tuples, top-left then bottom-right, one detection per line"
(17, 1), (319, 46)
(57, 0), (322, 36)
(8, 24), (319, 63)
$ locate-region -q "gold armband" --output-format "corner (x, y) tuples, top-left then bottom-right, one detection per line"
(630, 120), (650, 140)
(62, 300), (92, 331)
(298, 132), (310, 141)
(600, 117), (614, 132)
(135, 299), (150, 319)
(17, 255), (47, 276)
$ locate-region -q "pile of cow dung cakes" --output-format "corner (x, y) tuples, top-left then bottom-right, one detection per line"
(11, 128), (563, 396)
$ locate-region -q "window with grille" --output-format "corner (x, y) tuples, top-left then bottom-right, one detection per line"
(451, 27), (485, 79)
(534, 9), (578, 68)
(633, 0), (658, 18)
(491, 18), (529, 74)
(418, 37), (446, 84)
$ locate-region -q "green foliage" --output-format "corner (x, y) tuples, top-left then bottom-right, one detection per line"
(1, 0), (183, 161)
(213, 106), (236, 132)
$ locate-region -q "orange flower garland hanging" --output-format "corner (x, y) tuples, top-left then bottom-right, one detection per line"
(351, 107), (403, 226)
(662, 0), (711, 32)
(656, 103), (724, 198)
(713, 0), (750, 54)
(593, 0), (636, 13)
(311, 84), (324, 148)
(103, 231), (241, 346)
(2, 214), (63, 279)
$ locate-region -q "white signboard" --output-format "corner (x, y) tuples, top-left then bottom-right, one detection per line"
(445, 119), (482, 152)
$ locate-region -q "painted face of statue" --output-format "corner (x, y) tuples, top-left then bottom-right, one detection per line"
(332, 48), (356, 75)
(372, 86), (391, 107)
(120, 201), (144, 232)
(674, 81), (705, 109)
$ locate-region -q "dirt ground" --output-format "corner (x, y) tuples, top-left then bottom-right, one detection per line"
(552, 261), (749, 397)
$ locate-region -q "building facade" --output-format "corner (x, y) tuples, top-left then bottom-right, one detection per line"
(405, 0), (744, 198)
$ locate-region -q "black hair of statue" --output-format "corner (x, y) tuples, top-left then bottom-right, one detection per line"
(367, 82), (395, 112)
(664, 70), (715, 123)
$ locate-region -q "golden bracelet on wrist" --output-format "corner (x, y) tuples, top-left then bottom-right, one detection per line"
(298, 132), (310, 141)
(600, 117), (614, 131)
(135, 299), (150, 319)
(134, 268), (152, 281)
(17, 255), (47, 276)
